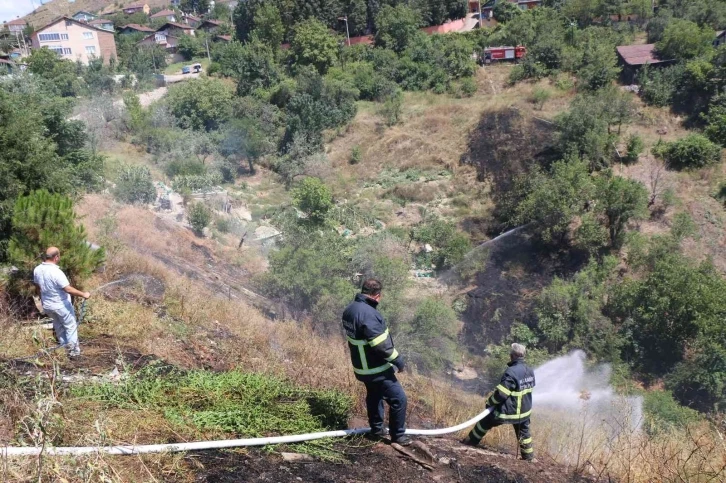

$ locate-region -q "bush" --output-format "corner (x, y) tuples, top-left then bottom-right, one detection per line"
(643, 390), (701, 434)
(187, 202), (212, 235)
(350, 145), (362, 164)
(379, 89), (403, 126)
(406, 298), (459, 371)
(530, 87), (551, 110)
(625, 134), (644, 164)
(292, 177), (333, 224)
(114, 164), (156, 205)
(659, 134), (722, 170)
(9, 190), (105, 288)
(460, 77), (477, 97)
(172, 173), (223, 193)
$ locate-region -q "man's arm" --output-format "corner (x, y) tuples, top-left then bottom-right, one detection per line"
(63, 285), (91, 299)
(361, 315), (404, 371)
(486, 372), (517, 408)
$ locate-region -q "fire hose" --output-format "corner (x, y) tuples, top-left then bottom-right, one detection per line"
(1, 408), (492, 456)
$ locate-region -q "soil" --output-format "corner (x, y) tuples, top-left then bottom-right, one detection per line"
(190, 438), (594, 483)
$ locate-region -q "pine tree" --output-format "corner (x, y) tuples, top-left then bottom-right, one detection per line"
(9, 190), (105, 288)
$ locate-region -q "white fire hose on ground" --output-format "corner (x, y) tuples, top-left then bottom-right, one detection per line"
(1, 408), (492, 456)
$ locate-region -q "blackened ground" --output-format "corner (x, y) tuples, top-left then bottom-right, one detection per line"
(191, 438), (595, 483)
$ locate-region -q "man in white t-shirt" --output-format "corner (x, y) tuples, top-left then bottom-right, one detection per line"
(33, 247), (91, 357)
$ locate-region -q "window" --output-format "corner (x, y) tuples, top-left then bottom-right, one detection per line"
(63, 48), (72, 55)
(66, 20), (73, 27)
(83, 32), (94, 39)
(155, 33), (167, 42)
(85, 46), (96, 54)
(61, 33), (69, 40)
(38, 33), (61, 42)
(49, 47), (63, 55)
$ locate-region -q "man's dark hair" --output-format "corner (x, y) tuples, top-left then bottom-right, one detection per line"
(361, 279), (382, 296)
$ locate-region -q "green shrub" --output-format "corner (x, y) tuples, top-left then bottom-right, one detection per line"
(643, 390), (701, 434)
(172, 173), (223, 193)
(215, 217), (231, 233)
(187, 202), (212, 235)
(379, 89), (403, 126)
(350, 145), (362, 165)
(406, 298), (459, 371)
(625, 134), (644, 164)
(114, 164), (156, 205)
(530, 87), (551, 110)
(292, 177), (333, 224)
(460, 77), (477, 97)
(659, 134), (722, 170)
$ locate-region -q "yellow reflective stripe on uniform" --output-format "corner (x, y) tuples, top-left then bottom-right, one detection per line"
(521, 447), (534, 454)
(347, 337), (367, 346)
(496, 409), (532, 420)
(369, 329), (390, 347)
(471, 424), (484, 439)
(496, 384), (512, 396)
(385, 348), (399, 361)
(353, 363), (393, 375)
(510, 388), (533, 396)
(521, 437), (532, 445)
(357, 345), (368, 370)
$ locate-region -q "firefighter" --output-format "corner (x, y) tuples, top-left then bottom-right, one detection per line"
(342, 279), (410, 446)
(463, 343), (535, 461)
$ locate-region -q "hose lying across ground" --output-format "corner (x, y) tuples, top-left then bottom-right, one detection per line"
(1, 408), (493, 456)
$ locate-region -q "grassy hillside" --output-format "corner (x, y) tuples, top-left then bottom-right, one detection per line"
(17, 0), (170, 28)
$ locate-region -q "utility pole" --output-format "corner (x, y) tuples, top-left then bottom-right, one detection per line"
(478, 0), (482, 28)
(205, 35), (211, 62)
(338, 16), (350, 46)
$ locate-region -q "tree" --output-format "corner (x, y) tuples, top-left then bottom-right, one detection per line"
(656, 19), (715, 61)
(577, 36), (620, 90)
(290, 19), (340, 74)
(594, 174), (648, 246)
(658, 134), (722, 170)
(253, 3), (284, 48)
(165, 77), (233, 131)
(215, 40), (281, 96)
(8, 190), (105, 287)
(374, 4), (422, 53)
(407, 298), (459, 370)
(556, 95), (613, 168)
(292, 177), (333, 224)
(494, 1), (522, 23)
(177, 34), (205, 60)
(703, 95), (726, 146)
(180, 0), (210, 15)
(114, 165), (156, 205)
(513, 157), (594, 245)
(187, 202), (212, 235)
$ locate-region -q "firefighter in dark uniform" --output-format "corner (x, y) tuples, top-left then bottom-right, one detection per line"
(463, 343), (535, 460)
(342, 279), (411, 446)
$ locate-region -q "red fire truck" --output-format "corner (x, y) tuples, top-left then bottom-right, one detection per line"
(478, 45), (527, 65)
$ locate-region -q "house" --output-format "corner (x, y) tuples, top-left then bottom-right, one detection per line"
(123, 2), (150, 15)
(138, 22), (194, 56)
(5, 18), (27, 33)
(118, 23), (155, 35)
(150, 9), (177, 22)
(476, 0), (541, 18)
(89, 18), (114, 31)
(182, 13), (202, 27)
(72, 11), (97, 22)
(198, 19), (222, 33)
(171, 0), (181, 5)
(616, 43), (674, 83)
(215, 34), (232, 43)
(30, 16), (117, 65)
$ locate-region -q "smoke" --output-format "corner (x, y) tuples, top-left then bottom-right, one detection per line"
(533, 350), (643, 461)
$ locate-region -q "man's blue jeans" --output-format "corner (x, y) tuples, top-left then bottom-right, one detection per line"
(363, 372), (407, 439)
(46, 303), (80, 356)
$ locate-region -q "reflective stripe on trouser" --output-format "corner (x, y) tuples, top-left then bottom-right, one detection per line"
(45, 303), (80, 355)
(468, 413), (534, 460)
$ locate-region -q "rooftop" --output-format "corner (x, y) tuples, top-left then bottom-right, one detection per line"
(150, 9), (176, 18)
(156, 22), (194, 30)
(121, 23), (155, 32)
(616, 43), (667, 66)
(6, 18), (27, 25)
(34, 16), (114, 35)
(89, 18), (112, 24)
